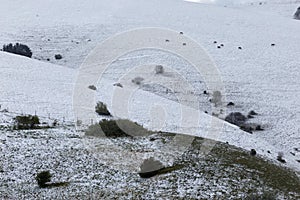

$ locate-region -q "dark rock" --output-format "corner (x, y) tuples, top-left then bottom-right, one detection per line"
(203, 90), (208, 95)
(277, 157), (286, 163)
(267, 150), (271, 154)
(271, 43), (275, 46)
(238, 47), (242, 50)
(165, 39), (169, 42)
(220, 44), (224, 47)
(213, 41), (217, 44)
(294, 7), (300, 20)
(183, 43), (186, 46)
(217, 46), (221, 48)
(179, 31), (184, 35)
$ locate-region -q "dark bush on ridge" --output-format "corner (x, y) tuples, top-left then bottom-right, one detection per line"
(225, 112), (247, 126)
(2, 43), (32, 58)
(95, 101), (111, 116)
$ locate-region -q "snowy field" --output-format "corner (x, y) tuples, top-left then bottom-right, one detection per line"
(0, 0), (300, 198)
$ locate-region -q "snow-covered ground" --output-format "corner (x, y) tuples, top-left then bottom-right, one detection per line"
(0, 0), (300, 197)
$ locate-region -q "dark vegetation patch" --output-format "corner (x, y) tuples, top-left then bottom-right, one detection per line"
(88, 85), (97, 90)
(54, 54), (62, 60)
(225, 112), (247, 126)
(36, 171), (69, 188)
(95, 101), (111, 116)
(2, 43), (32, 58)
(85, 119), (154, 138)
(13, 115), (40, 130)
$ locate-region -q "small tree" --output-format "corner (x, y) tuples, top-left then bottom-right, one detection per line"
(2, 43), (32, 58)
(36, 171), (52, 188)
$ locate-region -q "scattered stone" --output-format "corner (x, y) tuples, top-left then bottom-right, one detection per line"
(217, 46), (221, 49)
(165, 39), (169, 42)
(183, 43), (186, 46)
(267, 150), (271, 154)
(113, 83), (123, 88)
(203, 90), (208, 95)
(179, 31), (184, 35)
(213, 41), (217, 44)
(271, 43), (275, 46)
(227, 102), (235, 106)
(290, 152), (296, 156)
(46, 58), (50, 61)
(297, 160), (300, 163)
(220, 44), (224, 47)
(238, 47), (242, 50)
(54, 54), (62, 60)
(250, 149), (256, 156)
(204, 111), (208, 114)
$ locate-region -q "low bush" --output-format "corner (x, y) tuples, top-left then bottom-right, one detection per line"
(88, 85), (97, 90)
(85, 119), (153, 138)
(2, 43), (32, 58)
(14, 115), (40, 129)
(155, 65), (164, 74)
(95, 101), (111, 116)
(225, 112), (247, 126)
(54, 54), (62, 60)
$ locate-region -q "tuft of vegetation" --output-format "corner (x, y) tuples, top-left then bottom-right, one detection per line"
(13, 115), (40, 130)
(2, 43), (32, 58)
(95, 101), (111, 116)
(85, 119), (153, 138)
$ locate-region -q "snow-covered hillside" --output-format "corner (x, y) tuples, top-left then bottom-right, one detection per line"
(0, 0), (300, 198)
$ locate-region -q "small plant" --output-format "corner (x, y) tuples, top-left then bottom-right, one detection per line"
(95, 101), (111, 116)
(36, 171), (52, 188)
(2, 43), (32, 58)
(14, 115), (40, 129)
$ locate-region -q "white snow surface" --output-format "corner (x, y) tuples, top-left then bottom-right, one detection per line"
(0, 0), (300, 174)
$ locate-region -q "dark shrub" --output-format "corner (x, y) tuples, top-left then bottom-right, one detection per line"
(249, 110), (258, 115)
(85, 119), (153, 138)
(36, 171), (52, 188)
(2, 43), (32, 58)
(88, 85), (97, 90)
(95, 101), (111, 116)
(225, 112), (247, 126)
(227, 102), (235, 106)
(277, 152), (286, 163)
(250, 149), (256, 156)
(54, 54), (62, 60)
(14, 115), (40, 129)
